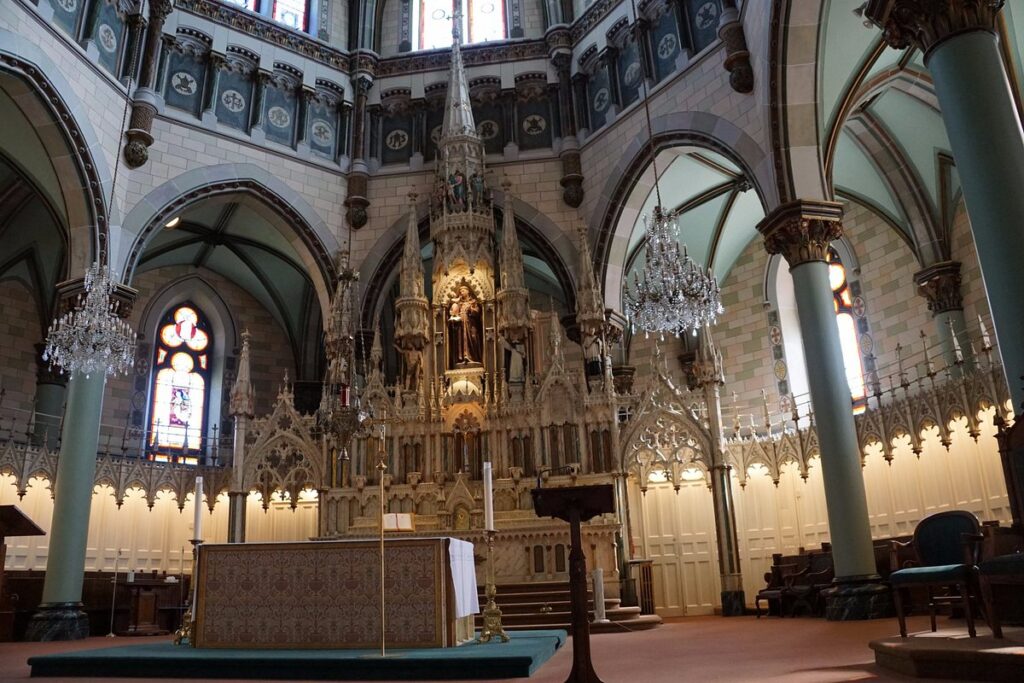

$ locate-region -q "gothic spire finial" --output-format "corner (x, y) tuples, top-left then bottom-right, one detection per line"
(441, 0), (478, 143)
(229, 329), (255, 417)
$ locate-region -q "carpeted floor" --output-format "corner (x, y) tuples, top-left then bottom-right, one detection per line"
(0, 615), (992, 682)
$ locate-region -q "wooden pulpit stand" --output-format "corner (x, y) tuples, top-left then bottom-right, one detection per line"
(532, 484), (614, 683)
(0, 505), (45, 640)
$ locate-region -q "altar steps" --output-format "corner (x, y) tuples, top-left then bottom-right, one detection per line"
(476, 581), (662, 633)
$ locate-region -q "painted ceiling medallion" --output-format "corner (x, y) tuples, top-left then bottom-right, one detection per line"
(221, 89), (246, 113)
(98, 24), (117, 53)
(172, 72), (198, 96)
(522, 115), (546, 135)
(386, 129), (410, 150)
(311, 119), (334, 144)
(268, 106), (291, 128)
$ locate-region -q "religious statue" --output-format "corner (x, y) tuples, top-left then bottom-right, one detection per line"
(499, 335), (526, 385)
(448, 169), (467, 211)
(447, 285), (482, 366)
(401, 348), (422, 393)
(582, 331), (604, 377)
(432, 178), (447, 215)
(470, 171), (486, 207)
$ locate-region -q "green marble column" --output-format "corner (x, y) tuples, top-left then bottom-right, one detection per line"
(32, 345), (66, 446)
(759, 201), (889, 620)
(867, 1), (1024, 409)
(25, 371), (106, 640)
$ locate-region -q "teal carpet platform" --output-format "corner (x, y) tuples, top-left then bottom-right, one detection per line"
(27, 630), (567, 680)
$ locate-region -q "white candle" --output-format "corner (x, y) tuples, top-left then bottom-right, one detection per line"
(193, 476), (203, 541)
(483, 462), (494, 531)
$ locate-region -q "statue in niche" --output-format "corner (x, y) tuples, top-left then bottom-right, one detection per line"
(448, 169), (467, 211)
(447, 284), (483, 367)
(470, 171), (486, 206)
(401, 348), (422, 392)
(582, 331), (604, 377)
(499, 334), (527, 385)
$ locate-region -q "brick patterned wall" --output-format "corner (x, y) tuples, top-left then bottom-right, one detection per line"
(101, 266), (296, 435)
(0, 279), (43, 414)
(950, 201), (991, 328)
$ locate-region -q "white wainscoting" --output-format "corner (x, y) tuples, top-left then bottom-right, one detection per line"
(631, 408), (1010, 614)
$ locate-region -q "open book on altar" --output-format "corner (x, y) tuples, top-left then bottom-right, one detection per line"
(382, 512), (415, 532)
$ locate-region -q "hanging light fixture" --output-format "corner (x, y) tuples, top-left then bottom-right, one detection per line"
(623, 0), (723, 337)
(42, 261), (137, 377)
(42, 38), (142, 378)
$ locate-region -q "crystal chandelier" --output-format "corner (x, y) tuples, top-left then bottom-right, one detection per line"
(42, 261), (137, 377)
(623, 0), (723, 337)
(625, 205), (723, 337)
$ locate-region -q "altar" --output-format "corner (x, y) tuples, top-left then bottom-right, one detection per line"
(193, 538), (478, 649)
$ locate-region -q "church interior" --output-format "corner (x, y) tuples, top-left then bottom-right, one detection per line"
(2, 0), (1024, 680)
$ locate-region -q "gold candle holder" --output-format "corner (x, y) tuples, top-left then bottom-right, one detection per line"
(173, 538), (201, 647)
(478, 529), (509, 643)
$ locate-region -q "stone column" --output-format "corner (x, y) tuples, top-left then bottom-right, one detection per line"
(866, 0), (1024, 410)
(25, 371), (107, 640)
(758, 200), (889, 620)
(201, 53), (225, 124)
(547, 28), (583, 207)
(914, 260), (972, 370)
(691, 325), (745, 615)
(124, 0), (173, 168)
(717, 0), (753, 93)
(345, 65), (376, 230)
(33, 344), (67, 447)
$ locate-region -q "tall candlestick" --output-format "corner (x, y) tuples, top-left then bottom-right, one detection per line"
(193, 476), (203, 541)
(483, 461), (494, 531)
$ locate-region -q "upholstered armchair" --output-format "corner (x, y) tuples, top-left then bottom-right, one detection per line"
(889, 510), (982, 638)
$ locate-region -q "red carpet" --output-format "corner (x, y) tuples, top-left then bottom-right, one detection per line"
(0, 615), (992, 682)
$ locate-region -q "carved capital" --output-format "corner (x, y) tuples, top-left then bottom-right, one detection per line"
(150, 0), (175, 23)
(718, 9), (753, 94)
(864, 0), (1004, 57)
(345, 173), (370, 229)
(757, 200), (844, 267)
(560, 150), (584, 208)
(54, 277), (138, 319)
(914, 260), (964, 314)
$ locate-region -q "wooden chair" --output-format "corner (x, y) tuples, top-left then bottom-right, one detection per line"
(755, 557), (802, 618)
(889, 510), (982, 638)
(781, 551), (834, 617)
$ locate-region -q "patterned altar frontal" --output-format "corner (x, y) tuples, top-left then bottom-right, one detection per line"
(194, 538), (475, 649)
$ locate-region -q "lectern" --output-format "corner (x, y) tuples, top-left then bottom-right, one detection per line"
(0, 506), (44, 640)
(532, 484), (614, 683)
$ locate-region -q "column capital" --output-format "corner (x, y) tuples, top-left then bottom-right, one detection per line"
(756, 200), (844, 267)
(914, 260), (964, 314)
(863, 0), (1004, 58)
(54, 276), (138, 320)
(149, 0), (175, 23)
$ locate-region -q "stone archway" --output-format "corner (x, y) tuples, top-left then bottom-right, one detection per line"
(0, 29), (113, 274)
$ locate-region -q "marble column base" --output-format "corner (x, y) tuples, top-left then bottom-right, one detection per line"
(25, 602), (90, 641)
(720, 590), (746, 617)
(823, 578), (893, 621)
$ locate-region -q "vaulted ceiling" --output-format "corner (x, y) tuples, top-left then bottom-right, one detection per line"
(619, 146), (764, 305)
(136, 196), (321, 372)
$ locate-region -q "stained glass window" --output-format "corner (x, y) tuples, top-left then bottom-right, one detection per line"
(414, 0), (506, 51)
(273, 0), (308, 30)
(828, 248), (867, 412)
(148, 305), (211, 465)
